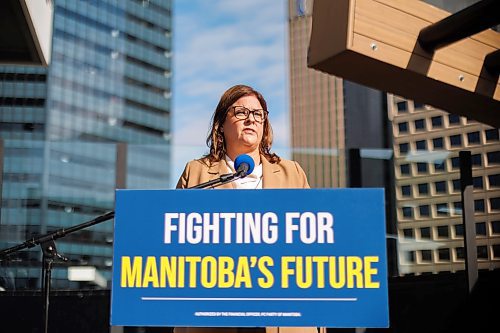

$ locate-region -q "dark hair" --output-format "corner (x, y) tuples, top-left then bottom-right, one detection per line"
(205, 84), (280, 163)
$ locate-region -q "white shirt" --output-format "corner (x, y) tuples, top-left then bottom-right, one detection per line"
(225, 155), (263, 189)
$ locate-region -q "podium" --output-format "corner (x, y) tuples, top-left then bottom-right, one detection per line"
(110, 188), (389, 328)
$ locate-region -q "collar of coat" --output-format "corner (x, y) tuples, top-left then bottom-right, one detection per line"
(205, 155), (281, 189)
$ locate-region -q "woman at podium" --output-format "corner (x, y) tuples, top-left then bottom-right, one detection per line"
(175, 85), (321, 333)
(176, 84), (309, 190)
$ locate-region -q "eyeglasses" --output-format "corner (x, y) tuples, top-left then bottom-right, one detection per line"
(230, 106), (268, 123)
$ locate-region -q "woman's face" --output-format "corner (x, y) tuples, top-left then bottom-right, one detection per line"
(222, 94), (265, 156)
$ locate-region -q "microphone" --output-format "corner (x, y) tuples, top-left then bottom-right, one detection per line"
(188, 154), (255, 189)
(234, 154), (255, 178)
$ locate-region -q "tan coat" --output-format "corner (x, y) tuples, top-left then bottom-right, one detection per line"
(175, 156), (319, 333)
(176, 156), (310, 189)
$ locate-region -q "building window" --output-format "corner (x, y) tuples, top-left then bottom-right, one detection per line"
(474, 199), (485, 212)
(449, 134), (462, 147)
(471, 154), (482, 167)
(403, 228), (414, 239)
(492, 221), (500, 234)
(467, 131), (481, 145)
(455, 247), (465, 260)
(414, 102), (425, 109)
(473, 176), (483, 189)
(417, 163), (428, 173)
(490, 197), (500, 211)
(450, 157), (460, 169)
(419, 205), (430, 217)
(432, 137), (444, 149)
(401, 185), (411, 197)
(434, 162), (445, 172)
(420, 227), (431, 239)
(485, 129), (499, 142)
(421, 250), (432, 262)
(476, 222), (487, 236)
(431, 116), (443, 128)
(402, 206), (413, 218)
(405, 251), (416, 263)
(453, 201), (462, 215)
(487, 151), (500, 165)
(415, 140), (427, 150)
(493, 245), (500, 259)
(399, 143), (409, 154)
(400, 164), (411, 175)
(397, 101), (408, 113)
(398, 122), (408, 134)
(454, 224), (464, 237)
(434, 181), (446, 194)
(414, 119), (426, 131)
(438, 248), (450, 261)
(477, 245), (488, 259)
(488, 174), (500, 188)
(436, 203), (448, 216)
(452, 179), (460, 192)
(437, 225), (449, 238)
(448, 114), (460, 125)
(418, 183), (429, 195)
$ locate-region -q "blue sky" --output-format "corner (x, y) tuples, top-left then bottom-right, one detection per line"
(171, 0), (290, 187)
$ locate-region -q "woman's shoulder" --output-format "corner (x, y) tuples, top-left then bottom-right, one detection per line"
(266, 156), (308, 176)
(176, 156), (221, 189)
(184, 156), (216, 169)
(263, 156), (309, 188)
(275, 157), (294, 165)
(272, 157), (305, 171)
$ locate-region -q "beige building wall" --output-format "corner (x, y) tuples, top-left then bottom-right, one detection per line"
(288, 0), (346, 188)
(389, 95), (500, 275)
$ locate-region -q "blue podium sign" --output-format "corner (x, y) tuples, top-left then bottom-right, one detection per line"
(111, 189), (389, 327)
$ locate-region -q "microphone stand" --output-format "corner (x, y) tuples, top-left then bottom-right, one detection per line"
(0, 210), (115, 333)
(189, 171), (247, 189)
(0, 168), (247, 330)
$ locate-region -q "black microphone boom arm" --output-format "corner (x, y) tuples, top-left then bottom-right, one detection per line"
(189, 173), (239, 189)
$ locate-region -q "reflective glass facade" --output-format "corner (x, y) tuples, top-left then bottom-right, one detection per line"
(288, 0), (500, 277)
(0, 0), (172, 289)
(389, 97), (500, 274)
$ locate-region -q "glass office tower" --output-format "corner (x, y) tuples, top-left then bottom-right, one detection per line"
(288, 0), (396, 272)
(389, 0), (500, 275)
(289, 0), (499, 276)
(0, 0), (172, 289)
(288, 0), (392, 190)
(288, 0), (346, 188)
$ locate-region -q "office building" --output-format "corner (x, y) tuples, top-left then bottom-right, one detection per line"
(389, 98), (500, 274)
(388, 0), (500, 275)
(288, 0), (346, 188)
(288, 0), (397, 273)
(288, 0), (500, 275)
(288, 0), (391, 190)
(0, 0), (172, 289)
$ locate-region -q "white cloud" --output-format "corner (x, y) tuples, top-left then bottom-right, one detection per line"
(174, 0), (287, 86)
(176, 28), (284, 85)
(214, 0), (278, 14)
